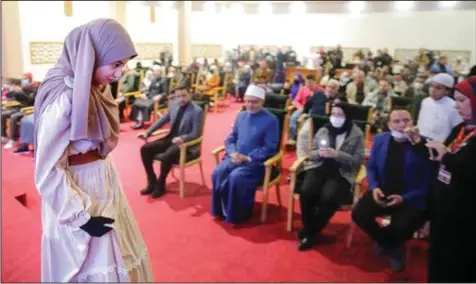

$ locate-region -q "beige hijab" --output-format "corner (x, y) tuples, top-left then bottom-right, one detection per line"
(34, 19), (137, 157)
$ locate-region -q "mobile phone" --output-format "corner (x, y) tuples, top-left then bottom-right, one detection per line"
(382, 196), (391, 204)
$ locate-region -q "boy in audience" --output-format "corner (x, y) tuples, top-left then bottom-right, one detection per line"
(417, 73), (463, 145)
(352, 108), (431, 272)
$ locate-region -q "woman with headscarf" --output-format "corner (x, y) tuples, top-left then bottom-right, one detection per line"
(296, 103), (365, 251)
(407, 76), (476, 282)
(33, 19), (153, 282)
(289, 73), (304, 102)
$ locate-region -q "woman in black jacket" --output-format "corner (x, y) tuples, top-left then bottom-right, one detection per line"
(407, 76), (476, 282)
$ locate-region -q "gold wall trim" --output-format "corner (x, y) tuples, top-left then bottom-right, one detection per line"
(191, 44), (223, 58)
(29, 42), (64, 64)
(29, 42), (173, 64)
(394, 48), (471, 65)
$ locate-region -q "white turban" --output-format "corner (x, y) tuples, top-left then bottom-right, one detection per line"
(244, 85), (266, 100)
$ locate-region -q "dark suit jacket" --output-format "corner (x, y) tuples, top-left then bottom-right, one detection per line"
(367, 132), (431, 210)
(146, 100), (204, 156)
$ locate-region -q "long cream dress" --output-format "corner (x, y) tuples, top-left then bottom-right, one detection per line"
(35, 81), (154, 282)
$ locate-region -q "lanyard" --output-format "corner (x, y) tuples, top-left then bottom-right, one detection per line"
(450, 128), (475, 152)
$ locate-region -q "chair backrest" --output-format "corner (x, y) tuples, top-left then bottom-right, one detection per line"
(192, 101), (209, 149)
(308, 115), (330, 151)
(340, 103), (372, 122)
(353, 120), (371, 149)
(390, 96), (414, 111)
(264, 93), (289, 110)
(265, 107), (287, 151)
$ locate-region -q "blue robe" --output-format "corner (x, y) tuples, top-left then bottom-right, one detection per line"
(212, 109), (280, 224)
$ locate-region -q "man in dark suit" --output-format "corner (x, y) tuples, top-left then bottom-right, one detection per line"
(137, 84), (204, 198)
(130, 65), (168, 129)
(351, 109), (431, 272)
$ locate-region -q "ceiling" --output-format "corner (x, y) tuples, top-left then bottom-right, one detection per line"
(191, 1), (476, 14)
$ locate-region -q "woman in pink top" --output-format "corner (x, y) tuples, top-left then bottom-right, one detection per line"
(287, 74), (324, 145)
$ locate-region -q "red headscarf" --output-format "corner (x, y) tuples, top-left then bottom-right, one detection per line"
(454, 76), (476, 118)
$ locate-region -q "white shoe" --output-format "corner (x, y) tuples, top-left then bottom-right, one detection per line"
(1, 137), (8, 144)
(4, 140), (15, 149)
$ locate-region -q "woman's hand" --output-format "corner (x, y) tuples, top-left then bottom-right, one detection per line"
(318, 147), (338, 159)
(425, 141), (448, 161)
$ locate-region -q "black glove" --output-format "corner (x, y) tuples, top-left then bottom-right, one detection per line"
(80, 216), (115, 237)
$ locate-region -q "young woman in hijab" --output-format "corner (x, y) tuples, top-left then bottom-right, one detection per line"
(297, 103), (365, 250)
(407, 76), (476, 282)
(33, 19), (153, 282)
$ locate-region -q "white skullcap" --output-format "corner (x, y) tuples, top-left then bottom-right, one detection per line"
(432, 73), (454, 89)
(245, 85), (266, 100)
(152, 65), (162, 71)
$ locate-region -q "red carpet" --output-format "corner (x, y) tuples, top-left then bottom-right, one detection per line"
(1, 101), (427, 282)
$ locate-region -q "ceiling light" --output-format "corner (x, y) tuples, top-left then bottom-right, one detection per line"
(439, 1), (459, 8)
(395, 1), (414, 12)
(290, 1), (306, 14)
(230, 3), (244, 15)
(204, 1), (215, 13)
(160, 1), (173, 9)
(348, 1), (366, 13)
(259, 2), (273, 14)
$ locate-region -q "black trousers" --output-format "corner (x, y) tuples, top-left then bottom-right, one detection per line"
(351, 191), (424, 249)
(299, 167), (350, 237)
(130, 98), (155, 122)
(140, 136), (180, 184)
(1, 109), (21, 138)
(9, 112), (25, 139)
(237, 86), (247, 100)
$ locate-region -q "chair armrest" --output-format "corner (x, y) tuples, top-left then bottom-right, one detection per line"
(21, 106), (34, 114)
(355, 165), (367, 184)
(289, 156), (309, 173)
(297, 113), (308, 123)
(264, 151), (283, 167)
(150, 129), (170, 137)
(287, 105), (296, 112)
(211, 145), (226, 165)
(181, 136), (202, 149)
(211, 145), (225, 156)
(123, 91), (140, 97)
(4, 101), (21, 108)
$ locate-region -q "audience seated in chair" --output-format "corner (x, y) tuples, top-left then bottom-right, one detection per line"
(346, 70), (371, 105)
(287, 74), (324, 145)
(352, 108), (431, 272)
(137, 85), (203, 198)
(362, 80), (397, 132)
(130, 65), (168, 129)
(12, 113), (34, 154)
(252, 60), (273, 86)
(211, 85), (279, 224)
(235, 63), (252, 102)
(116, 65), (140, 121)
(295, 103), (364, 251)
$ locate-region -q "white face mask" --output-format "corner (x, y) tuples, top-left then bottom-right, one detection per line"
(390, 130), (409, 140)
(330, 116), (345, 128)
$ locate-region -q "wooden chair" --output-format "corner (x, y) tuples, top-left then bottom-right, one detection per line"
(211, 108), (287, 223)
(145, 101), (209, 198)
(286, 119), (369, 239)
(122, 70), (144, 110)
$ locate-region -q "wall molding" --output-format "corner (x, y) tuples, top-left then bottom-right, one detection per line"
(29, 41), (173, 64)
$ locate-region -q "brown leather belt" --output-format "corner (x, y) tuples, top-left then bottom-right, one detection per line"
(68, 150), (104, 166)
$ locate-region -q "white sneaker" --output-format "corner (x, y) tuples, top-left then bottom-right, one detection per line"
(4, 140), (15, 149)
(1, 137), (8, 144)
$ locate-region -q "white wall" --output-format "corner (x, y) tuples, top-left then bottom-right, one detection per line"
(124, 2), (178, 68)
(18, 1), (111, 80)
(190, 9), (476, 64)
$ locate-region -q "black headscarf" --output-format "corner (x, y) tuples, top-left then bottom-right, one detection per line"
(325, 102), (353, 149)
